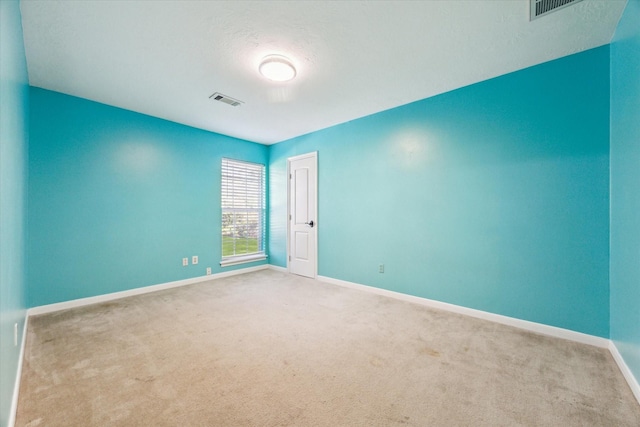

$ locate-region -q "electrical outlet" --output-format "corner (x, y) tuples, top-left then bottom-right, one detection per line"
(14, 323), (18, 347)
(379, 264), (384, 273)
(192, 255), (198, 265)
(182, 257), (188, 266)
(206, 267), (212, 275)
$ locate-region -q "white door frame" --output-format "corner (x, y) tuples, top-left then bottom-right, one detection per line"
(287, 151), (318, 278)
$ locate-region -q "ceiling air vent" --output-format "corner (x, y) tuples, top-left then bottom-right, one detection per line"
(530, 0), (583, 21)
(209, 92), (243, 107)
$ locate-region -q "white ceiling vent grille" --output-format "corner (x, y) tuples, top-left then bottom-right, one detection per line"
(209, 92), (243, 107)
(530, 0), (583, 21)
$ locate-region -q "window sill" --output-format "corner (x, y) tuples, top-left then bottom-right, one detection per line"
(220, 253), (268, 267)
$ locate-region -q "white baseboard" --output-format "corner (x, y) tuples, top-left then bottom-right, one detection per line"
(268, 264), (288, 273)
(317, 275), (610, 349)
(11, 265), (269, 425)
(13, 267), (639, 421)
(8, 316), (28, 427)
(315, 275), (640, 404)
(28, 265), (269, 316)
(609, 341), (640, 405)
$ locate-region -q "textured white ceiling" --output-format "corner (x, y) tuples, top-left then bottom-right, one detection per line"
(20, 0), (627, 144)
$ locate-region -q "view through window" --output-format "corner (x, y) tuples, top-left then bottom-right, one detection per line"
(221, 158), (265, 259)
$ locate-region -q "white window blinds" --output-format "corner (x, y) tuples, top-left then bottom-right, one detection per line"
(221, 158), (265, 260)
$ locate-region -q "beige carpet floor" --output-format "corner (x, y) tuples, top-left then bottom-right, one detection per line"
(15, 269), (640, 426)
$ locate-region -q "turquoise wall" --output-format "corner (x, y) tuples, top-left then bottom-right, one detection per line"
(28, 89), (268, 307)
(0, 1), (29, 425)
(5, 1), (638, 421)
(610, 0), (640, 386)
(270, 47), (611, 338)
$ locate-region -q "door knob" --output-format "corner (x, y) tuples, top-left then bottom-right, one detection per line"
(305, 220), (315, 228)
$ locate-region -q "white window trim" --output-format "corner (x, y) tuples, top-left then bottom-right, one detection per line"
(220, 253), (268, 267)
(221, 158), (266, 265)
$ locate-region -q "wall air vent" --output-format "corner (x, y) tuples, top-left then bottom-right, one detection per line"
(530, 0), (583, 21)
(209, 92), (243, 107)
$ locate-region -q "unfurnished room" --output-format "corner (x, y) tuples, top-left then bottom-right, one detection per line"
(1, 0), (639, 426)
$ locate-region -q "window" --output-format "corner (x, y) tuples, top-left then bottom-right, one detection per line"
(220, 158), (266, 266)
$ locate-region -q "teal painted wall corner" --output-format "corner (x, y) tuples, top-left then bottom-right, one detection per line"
(7, 1), (639, 420)
(269, 46), (610, 338)
(0, 0), (29, 425)
(610, 0), (640, 389)
(27, 89), (269, 308)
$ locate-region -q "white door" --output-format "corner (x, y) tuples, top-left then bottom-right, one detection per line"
(288, 152), (317, 278)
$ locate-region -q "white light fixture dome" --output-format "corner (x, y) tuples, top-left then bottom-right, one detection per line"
(259, 55), (296, 82)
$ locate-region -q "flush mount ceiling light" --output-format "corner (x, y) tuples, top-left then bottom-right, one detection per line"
(259, 55), (296, 82)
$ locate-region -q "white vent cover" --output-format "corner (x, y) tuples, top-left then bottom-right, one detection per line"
(530, 0), (583, 21)
(209, 92), (243, 107)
